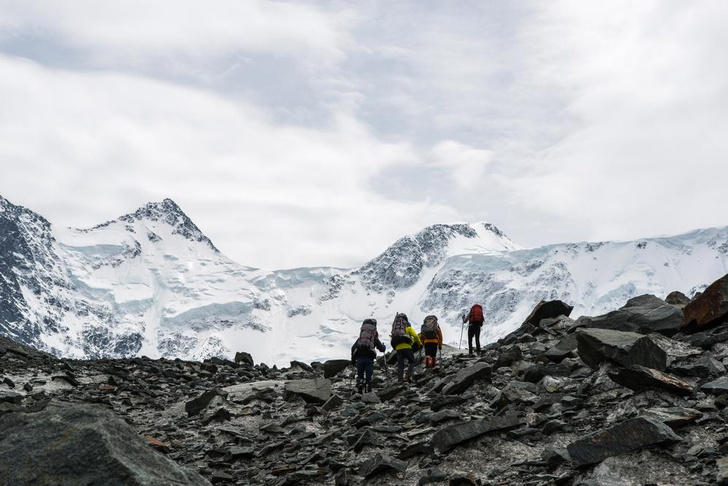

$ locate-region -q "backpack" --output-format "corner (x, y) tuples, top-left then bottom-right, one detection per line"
(390, 313), (412, 347)
(422, 315), (439, 340)
(470, 304), (484, 325)
(356, 319), (378, 350)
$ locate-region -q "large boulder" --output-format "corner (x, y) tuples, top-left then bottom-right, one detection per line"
(580, 294), (684, 336)
(576, 328), (667, 370)
(567, 417), (681, 467)
(522, 300), (574, 327)
(283, 378), (332, 404)
(543, 334), (578, 363)
(441, 362), (492, 395)
(683, 274), (728, 330)
(234, 351), (254, 366)
(0, 401), (210, 485)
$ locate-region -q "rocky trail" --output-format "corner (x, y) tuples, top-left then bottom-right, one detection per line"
(3, 274), (728, 485)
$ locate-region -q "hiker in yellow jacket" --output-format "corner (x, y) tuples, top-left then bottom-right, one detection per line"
(390, 313), (422, 383)
(419, 315), (443, 368)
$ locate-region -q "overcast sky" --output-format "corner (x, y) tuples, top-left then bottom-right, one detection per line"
(1, 1), (726, 269)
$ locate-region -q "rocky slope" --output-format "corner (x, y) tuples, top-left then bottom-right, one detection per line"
(3, 273), (728, 485)
(2, 194), (728, 366)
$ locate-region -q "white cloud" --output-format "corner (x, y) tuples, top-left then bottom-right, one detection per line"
(0, 55), (460, 268)
(429, 141), (492, 189)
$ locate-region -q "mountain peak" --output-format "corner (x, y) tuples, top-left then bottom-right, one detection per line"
(88, 199), (218, 252)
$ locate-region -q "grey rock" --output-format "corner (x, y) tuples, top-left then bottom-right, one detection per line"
(359, 453), (407, 478)
(608, 365), (695, 396)
(700, 376), (728, 396)
(234, 351), (254, 366)
(683, 273), (728, 330)
(442, 362), (492, 395)
(185, 388), (227, 417)
(581, 294), (684, 336)
(322, 359), (351, 378)
(0, 401), (210, 485)
(521, 299), (574, 327)
(431, 415), (525, 452)
(567, 417), (681, 466)
(321, 394), (344, 411)
(543, 334), (578, 363)
(666, 291), (691, 307)
(576, 328), (667, 370)
(641, 407), (703, 427)
(671, 356), (726, 378)
(283, 379), (332, 404)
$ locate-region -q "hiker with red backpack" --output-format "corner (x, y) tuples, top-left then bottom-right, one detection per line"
(462, 304), (484, 355)
(390, 313), (422, 383)
(419, 315), (443, 368)
(351, 318), (386, 394)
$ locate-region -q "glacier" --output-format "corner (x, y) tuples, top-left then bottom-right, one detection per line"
(1, 195), (727, 367)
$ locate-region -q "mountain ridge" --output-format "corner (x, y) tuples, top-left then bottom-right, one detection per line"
(0, 194), (727, 367)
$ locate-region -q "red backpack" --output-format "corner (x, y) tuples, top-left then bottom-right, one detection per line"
(470, 304), (484, 325)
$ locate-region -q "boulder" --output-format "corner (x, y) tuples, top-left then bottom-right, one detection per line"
(0, 401), (210, 485)
(494, 346), (523, 369)
(322, 359), (351, 378)
(431, 416), (525, 452)
(567, 417), (681, 467)
(580, 294), (684, 336)
(683, 274), (728, 330)
(665, 291), (690, 307)
(234, 351), (254, 366)
(522, 300), (574, 327)
(608, 365), (695, 396)
(576, 328), (667, 370)
(283, 379), (332, 404)
(441, 362), (492, 395)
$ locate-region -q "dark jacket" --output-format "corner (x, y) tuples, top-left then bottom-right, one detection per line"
(352, 337), (386, 359)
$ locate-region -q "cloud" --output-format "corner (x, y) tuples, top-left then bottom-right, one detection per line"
(0, 54), (461, 268)
(429, 141), (492, 189)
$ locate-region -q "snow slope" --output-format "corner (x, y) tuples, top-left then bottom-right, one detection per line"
(1, 195), (727, 367)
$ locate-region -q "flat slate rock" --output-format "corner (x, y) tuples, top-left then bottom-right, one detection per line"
(700, 376), (728, 396)
(359, 453), (407, 478)
(283, 378), (332, 404)
(642, 407), (703, 427)
(608, 365), (695, 396)
(441, 362), (492, 395)
(185, 388), (227, 417)
(567, 417), (681, 467)
(576, 328), (667, 370)
(432, 416), (525, 452)
(0, 401), (210, 485)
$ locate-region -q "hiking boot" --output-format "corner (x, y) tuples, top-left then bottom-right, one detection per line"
(357, 384), (363, 394)
(403, 375), (410, 383)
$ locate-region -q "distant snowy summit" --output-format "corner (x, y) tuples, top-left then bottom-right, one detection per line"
(0, 195), (727, 367)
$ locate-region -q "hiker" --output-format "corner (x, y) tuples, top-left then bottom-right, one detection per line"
(351, 318), (386, 394)
(419, 315), (443, 368)
(462, 304), (484, 355)
(390, 313), (422, 383)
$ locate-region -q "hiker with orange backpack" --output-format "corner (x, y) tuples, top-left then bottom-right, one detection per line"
(390, 313), (422, 383)
(419, 315), (443, 368)
(462, 304), (484, 355)
(351, 318), (386, 394)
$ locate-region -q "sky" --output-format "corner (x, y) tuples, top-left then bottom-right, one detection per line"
(0, 1), (726, 269)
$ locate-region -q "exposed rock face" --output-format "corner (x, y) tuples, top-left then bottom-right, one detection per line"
(580, 294), (684, 336)
(683, 273), (728, 330)
(0, 401), (210, 485)
(576, 328), (667, 370)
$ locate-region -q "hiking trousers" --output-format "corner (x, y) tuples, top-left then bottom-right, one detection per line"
(396, 348), (416, 381)
(468, 324), (482, 354)
(356, 356), (375, 392)
(424, 343), (438, 358)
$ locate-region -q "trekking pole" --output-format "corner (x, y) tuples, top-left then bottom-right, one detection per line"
(459, 321), (464, 350)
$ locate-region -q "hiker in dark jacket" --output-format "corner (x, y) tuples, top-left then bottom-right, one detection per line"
(351, 318), (386, 394)
(462, 304), (484, 355)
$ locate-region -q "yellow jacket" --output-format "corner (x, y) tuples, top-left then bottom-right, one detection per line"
(394, 326), (422, 351)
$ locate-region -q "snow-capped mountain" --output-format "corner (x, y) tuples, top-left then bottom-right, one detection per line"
(1, 195), (727, 367)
